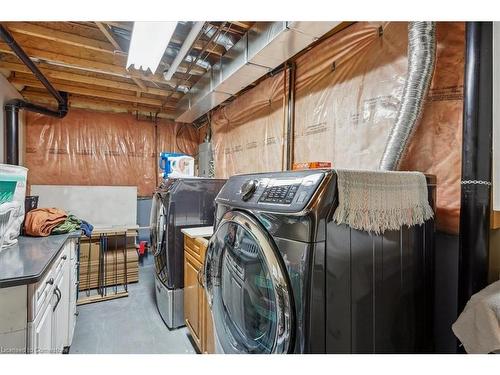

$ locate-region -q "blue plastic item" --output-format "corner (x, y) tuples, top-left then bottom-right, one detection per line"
(159, 152), (185, 179)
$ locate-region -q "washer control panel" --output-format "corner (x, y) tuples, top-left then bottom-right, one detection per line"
(217, 170), (330, 213)
(259, 183), (300, 204)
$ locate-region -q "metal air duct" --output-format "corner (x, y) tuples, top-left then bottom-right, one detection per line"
(379, 22), (436, 170)
(175, 21), (341, 123)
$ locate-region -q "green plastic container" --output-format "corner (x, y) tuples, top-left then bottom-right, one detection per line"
(0, 179), (18, 204)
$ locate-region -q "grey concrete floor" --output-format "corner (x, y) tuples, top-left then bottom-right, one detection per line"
(70, 255), (196, 354)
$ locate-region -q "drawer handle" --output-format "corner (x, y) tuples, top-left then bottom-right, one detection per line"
(61, 255), (67, 260)
(52, 286), (62, 312)
(46, 278), (54, 286)
(74, 311), (79, 317)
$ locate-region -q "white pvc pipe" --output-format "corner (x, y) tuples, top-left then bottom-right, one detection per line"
(163, 21), (205, 81)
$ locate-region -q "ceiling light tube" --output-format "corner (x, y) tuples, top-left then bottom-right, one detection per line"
(126, 21), (177, 74)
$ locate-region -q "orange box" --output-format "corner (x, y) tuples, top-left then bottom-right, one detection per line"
(292, 161), (332, 170)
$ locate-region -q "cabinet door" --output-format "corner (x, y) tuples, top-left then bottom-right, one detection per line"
(67, 258), (78, 347)
(202, 292), (215, 354)
(184, 251), (202, 351)
(52, 267), (69, 353)
(33, 295), (54, 354)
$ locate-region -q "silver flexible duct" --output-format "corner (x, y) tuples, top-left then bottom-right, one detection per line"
(379, 22), (436, 170)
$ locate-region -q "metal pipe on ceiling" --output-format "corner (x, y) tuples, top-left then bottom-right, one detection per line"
(286, 62), (296, 171)
(0, 24), (68, 165)
(163, 21), (205, 81)
(0, 25), (66, 107)
(161, 23), (225, 110)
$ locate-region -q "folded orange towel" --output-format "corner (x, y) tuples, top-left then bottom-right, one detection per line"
(24, 208), (68, 237)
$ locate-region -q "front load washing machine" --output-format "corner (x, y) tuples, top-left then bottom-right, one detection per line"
(204, 170), (435, 353)
(150, 177), (226, 329)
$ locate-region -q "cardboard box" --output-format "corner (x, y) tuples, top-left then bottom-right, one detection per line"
(292, 161), (332, 170)
(78, 232), (139, 291)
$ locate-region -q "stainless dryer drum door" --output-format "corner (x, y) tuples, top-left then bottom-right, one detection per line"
(151, 194), (169, 286)
(204, 210), (294, 354)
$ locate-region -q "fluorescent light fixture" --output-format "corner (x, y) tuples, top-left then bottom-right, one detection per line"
(126, 21), (177, 73)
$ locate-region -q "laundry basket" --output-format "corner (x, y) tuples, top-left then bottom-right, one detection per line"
(0, 164), (28, 248)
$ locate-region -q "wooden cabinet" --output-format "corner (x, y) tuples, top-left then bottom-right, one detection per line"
(184, 251), (202, 350)
(184, 235), (215, 354)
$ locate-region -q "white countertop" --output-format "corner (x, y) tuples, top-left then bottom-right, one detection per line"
(181, 226), (214, 239)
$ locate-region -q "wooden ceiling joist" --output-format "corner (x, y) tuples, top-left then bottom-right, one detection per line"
(93, 22), (146, 92)
(10, 76), (178, 107)
(23, 90), (176, 119)
(0, 41), (206, 81)
(229, 21), (253, 29)
(0, 21), (252, 118)
(0, 42), (168, 83)
(94, 22), (122, 51)
(0, 61), (176, 97)
(3, 22), (118, 55)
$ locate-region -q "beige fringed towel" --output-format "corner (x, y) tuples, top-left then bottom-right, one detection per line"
(333, 169), (434, 234)
(452, 280), (500, 354)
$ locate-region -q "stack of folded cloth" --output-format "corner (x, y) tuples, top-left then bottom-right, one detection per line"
(24, 208), (93, 237)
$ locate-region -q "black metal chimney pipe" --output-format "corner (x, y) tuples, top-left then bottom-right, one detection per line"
(0, 24), (68, 165)
(285, 62), (296, 170)
(458, 22), (493, 312)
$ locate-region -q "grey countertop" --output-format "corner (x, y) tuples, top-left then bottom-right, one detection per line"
(0, 231), (80, 288)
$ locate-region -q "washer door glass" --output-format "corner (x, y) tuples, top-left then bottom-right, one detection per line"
(152, 200), (169, 284)
(206, 211), (293, 354)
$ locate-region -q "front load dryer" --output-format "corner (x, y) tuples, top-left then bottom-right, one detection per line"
(204, 170), (436, 353)
(150, 177), (226, 329)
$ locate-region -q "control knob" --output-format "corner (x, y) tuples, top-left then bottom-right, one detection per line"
(240, 179), (258, 201)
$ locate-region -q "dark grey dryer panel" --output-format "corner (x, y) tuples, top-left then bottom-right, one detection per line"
(325, 220), (435, 353)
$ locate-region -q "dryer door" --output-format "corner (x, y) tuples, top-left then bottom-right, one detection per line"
(151, 193), (169, 284)
(204, 210), (294, 354)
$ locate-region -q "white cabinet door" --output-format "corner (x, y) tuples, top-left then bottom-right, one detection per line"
(33, 294), (54, 354)
(52, 266), (69, 353)
(67, 240), (78, 347)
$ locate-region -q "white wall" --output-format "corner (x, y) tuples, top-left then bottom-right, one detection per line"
(0, 73), (25, 165)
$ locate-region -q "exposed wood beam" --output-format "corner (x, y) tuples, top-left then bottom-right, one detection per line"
(102, 21), (225, 57)
(230, 21), (253, 29)
(2, 22), (117, 55)
(177, 36), (225, 57)
(0, 41), (205, 81)
(0, 42), (167, 83)
(94, 21), (147, 92)
(163, 22), (205, 81)
(95, 22), (122, 50)
(0, 59), (190, 93)
(11, 76), (176, 107)
(131, 77), (147, 90)
(0, 61), (178, 96)
(208, 23), (245, 35)
(23, 90), (176, 119)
